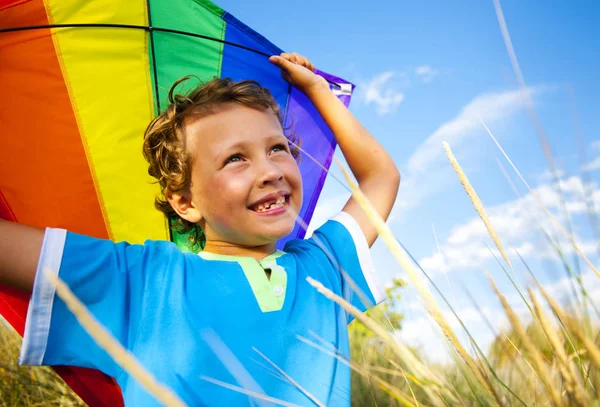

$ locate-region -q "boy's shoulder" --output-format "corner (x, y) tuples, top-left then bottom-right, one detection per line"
(284, 214), (359, 253)
(59, 231), (205, 277)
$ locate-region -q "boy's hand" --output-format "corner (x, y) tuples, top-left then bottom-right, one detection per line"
(269, 52), (328, 95)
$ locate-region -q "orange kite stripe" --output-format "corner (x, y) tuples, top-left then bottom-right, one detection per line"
(0, 0), (108, 238)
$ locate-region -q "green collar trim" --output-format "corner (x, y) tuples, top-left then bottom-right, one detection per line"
(198, 250), (287, 312)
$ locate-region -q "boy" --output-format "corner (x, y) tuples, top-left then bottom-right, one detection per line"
(0, 53), (399, 406)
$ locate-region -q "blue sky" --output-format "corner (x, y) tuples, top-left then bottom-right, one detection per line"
(217, 0), (600, 360)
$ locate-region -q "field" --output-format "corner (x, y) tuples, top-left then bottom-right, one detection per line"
(1, 1), (599, 405)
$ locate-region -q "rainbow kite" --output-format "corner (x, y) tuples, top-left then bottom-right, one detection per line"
(0, 0), (354, 405)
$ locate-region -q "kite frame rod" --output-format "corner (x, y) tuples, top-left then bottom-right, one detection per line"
(0, 23), (272, 57)
(0, 23), (343, 92)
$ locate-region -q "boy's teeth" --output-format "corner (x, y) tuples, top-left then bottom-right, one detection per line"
(253, 197), (286, 212)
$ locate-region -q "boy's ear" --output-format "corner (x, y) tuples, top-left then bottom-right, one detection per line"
(165, 189), (202, 223)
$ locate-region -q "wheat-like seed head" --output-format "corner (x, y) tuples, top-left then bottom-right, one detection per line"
(442, 142), (512, 268)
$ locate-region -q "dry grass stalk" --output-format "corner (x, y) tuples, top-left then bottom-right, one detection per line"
(487, 274), (564, 406)
(335, 159), (504, 407)
(252, 347), (325, 407)
(293, 208), (373, 309)
(43, 269), (187, 407)
(536, 283), (600, 372)
(482, 121), (600, 280)
(501, 333), (537, 379)
(498, 333), (542, 403)
(527, 288), (588, 406)
(296, 334), (419, 407)
(385, 356), (450, 407)
(442, 141), (512, 268)
(306, 277), (452, 407)
(492, 0), (555, 169)
(398, 366), (420, 407)
(199, 377), (305, 407)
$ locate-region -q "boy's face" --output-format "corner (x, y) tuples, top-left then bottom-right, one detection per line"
(182, 104), (303, 248)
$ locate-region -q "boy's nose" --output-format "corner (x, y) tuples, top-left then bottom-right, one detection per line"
(257, 161), (284, 186)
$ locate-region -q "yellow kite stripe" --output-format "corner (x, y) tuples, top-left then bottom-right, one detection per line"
(44, 0), (168, 243)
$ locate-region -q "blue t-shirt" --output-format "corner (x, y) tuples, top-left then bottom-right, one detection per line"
(20, 212), (384, 406)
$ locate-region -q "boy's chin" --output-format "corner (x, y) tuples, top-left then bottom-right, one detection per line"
(251, 225), (295, 245)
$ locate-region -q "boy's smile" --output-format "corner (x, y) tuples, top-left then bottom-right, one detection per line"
(179, 103), (303, 254)
(249, 191), (290, 214)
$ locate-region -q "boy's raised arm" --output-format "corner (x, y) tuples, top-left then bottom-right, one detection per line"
(270, 54), (400, 247)
(0, 219), (43, 292)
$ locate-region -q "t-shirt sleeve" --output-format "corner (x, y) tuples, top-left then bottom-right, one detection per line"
(301, 211), (385, 314)
(18, 227), (176, 379)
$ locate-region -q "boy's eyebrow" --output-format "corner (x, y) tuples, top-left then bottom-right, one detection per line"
(216, 133), (288, 153)
(264, 133), (289, 143)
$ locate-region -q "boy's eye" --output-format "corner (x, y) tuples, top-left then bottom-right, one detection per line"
(270, 144), (289, 154)
(225, 154), (242, 164)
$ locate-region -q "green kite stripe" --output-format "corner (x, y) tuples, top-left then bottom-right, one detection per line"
(148, 0), (226, 112)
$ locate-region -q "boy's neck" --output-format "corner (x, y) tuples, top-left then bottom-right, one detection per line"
(202, 240), (278, 261)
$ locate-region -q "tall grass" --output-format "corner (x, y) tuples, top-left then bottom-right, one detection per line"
(0, 319), (85, 407)
(342, 0), (600, 403)
(339, 138), (600, 406)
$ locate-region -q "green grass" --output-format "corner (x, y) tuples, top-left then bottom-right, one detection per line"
(0, 320), (85, 407)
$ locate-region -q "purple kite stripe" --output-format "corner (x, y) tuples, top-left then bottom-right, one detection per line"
(277, 71), (355, 249)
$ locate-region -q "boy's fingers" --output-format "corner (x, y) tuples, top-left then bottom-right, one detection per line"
(301, 56), (314, 71)
(292, 53), (315, 72)
(269, 55), (293, 70)
(278, 52), (293, 64)
(272, 52), (315, 72)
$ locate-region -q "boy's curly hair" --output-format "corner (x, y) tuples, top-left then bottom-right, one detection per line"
(142, 77), (300, 248)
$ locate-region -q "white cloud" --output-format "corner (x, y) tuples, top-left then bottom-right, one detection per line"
(540, 270), (600, 306)
(536, 168), (566, 183)
(360, 71), (405, 116)
(407, 87), (541, 174)
(396, 269), (600, 364)
(415, 65), (439, 83)
(420, 240), (535, 274)
(582, 156), (600, 172)
(579, 139), (600, 172)
(419, 175), (600, 274)
(398, 299), (508, 363)
(356, 66), (439, 115)
(384, 87), (547, 223)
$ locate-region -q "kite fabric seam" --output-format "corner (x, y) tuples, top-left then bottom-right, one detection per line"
(144, 0), (162, 113)
(216, 11), (225, 78)
(0, 23), (342, 90)
(0, 23), (272, 57)
(221, 12), (280, 56)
